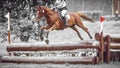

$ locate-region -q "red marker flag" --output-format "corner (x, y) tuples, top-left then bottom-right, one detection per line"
(100, 16), (105, 32)
(100, 16), (105, 22)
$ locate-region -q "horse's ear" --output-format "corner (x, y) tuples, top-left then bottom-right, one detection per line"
(39, 6), (42, 9)
(39, 6), (41, 8)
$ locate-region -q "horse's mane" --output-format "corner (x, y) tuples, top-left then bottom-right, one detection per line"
(40, 6), (56, 15)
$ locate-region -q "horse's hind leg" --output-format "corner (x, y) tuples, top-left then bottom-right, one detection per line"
(77, 24), (92, 39)
(82, 26), (92, 39)
(76, 20), (92, 39)
(70, 25), (83, 40)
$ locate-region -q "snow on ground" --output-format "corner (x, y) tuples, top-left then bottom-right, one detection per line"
(0, 62), (120, 68)
(0, 21), (120, 68)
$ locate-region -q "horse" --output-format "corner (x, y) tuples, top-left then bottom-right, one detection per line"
(36, 6), (94, 44)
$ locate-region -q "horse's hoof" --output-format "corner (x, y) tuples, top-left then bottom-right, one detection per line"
(40, 37), (44, 41)
(91, 19), (95, 22)
(45, 40), (49, 44)
(81, 38), (84, 40)
(90, 36), (92, 39)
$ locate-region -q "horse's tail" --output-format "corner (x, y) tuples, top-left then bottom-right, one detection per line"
(77, 12), (94, 22)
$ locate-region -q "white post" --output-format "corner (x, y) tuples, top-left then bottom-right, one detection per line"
(112, 0), (114, 15)
(5, 12), (11, 44)
(82, 0), (85, 11)
(118, 0), (119, 14)
(8, 13), (10, 30)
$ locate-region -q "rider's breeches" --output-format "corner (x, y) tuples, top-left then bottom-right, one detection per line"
(60, 10), (67, 17)
(60, 10), (70, 21)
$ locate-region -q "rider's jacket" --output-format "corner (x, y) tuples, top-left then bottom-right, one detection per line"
(54, 0), (67, 11)
(43, 0), (68, 12)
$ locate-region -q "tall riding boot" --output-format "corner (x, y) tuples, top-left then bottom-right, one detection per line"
(61, 17), (67, 26)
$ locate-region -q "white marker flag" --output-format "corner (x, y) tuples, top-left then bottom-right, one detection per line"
(5, 12), (10, 30)
(5, 12), (10, 18)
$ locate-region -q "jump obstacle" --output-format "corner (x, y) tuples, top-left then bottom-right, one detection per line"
(1, 42), (100, 64)
(1, 33), (120, 64)
(95, 33), (120, 63)
(1, 37), (102, 64)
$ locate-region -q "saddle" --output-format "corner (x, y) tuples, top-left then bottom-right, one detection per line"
(59, 14), (70, 26)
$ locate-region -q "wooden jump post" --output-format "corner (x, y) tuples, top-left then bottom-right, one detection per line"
(104, 35), (110, 63)
(99, 16), (105, 63)
(104, 35), (120, 63)
(99, 32), (104, 63)
(5, 12), (11, 44)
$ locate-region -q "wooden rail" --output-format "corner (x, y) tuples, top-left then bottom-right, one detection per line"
(1, 56), (99, 64)
(7, 43), (99, 52)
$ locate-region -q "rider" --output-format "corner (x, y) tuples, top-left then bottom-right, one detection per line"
(53, 0), (70, 25)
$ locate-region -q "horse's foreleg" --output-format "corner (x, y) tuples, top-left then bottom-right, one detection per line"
(45, 31), (49, 44)
(39, 29), (44, 41)
(45, 24), (57, 44)
(39, 25), (51, 41)
(70, 25), (83, 40)
(40, 25), (50, 41)
(37, 22), (44, 41)
(47, 24), (57, 32)
(41, 25), (51, 30)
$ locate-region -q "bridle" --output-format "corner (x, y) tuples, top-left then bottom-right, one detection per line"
(37, 7), (45, 19)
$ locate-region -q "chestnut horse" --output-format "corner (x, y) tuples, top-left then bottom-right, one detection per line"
(36, 6), (94, 44)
